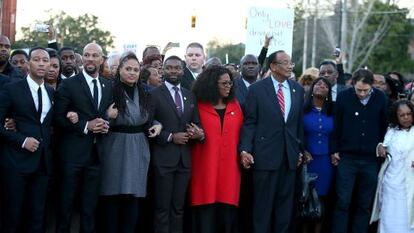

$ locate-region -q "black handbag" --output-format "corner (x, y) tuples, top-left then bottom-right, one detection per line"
(299, 165), (322, 220)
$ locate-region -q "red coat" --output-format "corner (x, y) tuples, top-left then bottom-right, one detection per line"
(190, 100), (243, 207)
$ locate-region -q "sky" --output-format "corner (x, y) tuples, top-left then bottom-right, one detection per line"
(15, 0), (414, 58)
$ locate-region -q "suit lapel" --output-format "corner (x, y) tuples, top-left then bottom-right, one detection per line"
(42, 84), (54, 124)
(286, 80), (297, 122)
(160, 84), (181, 119)
(263, 77), (284, 120)
(98, 77), (109, 113)
(181, 88), (192, 120)
(78, 73), (96, 109)
(21, 80), (39, 120)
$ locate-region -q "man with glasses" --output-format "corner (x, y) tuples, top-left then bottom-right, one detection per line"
(319, 61), (347, 101)
(239, 50), (304, 233)
(331, 68), (387, 233)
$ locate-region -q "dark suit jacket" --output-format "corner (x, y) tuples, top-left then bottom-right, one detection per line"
(0, 79), (54, 174)
(235, 77), (249, 111)
(1, 62), (25, 81)
(54, 73), (112, 165)
(0, 73), (10, 89)
(239, 77), (305, 170)
(150, 84), (200, 168)
(180, 66), (196, 91)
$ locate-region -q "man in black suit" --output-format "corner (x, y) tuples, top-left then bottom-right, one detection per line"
(150, 55), (204, 233)
(58, 47), (77, 82)
(319, 61), (347, 101)
(235, 54), (259, 233)
(54, 43), (112, 233)
(235, 54), (260, 110)
(180, 42), (205, 90)
(0, 47), (54, 233)
(0, 35), (25, 80)
(239, 50), (304, 233)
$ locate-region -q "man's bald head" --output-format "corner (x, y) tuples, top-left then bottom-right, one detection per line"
(0, 35), (11, 65)
(82, 43), (104, 77)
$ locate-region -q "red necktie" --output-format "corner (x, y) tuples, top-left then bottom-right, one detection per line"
(277, 83), (285, 118)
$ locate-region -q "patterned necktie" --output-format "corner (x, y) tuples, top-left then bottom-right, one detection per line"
(92, 79), (98, 109)
(37, 87), (42, 121)
(277, 83), (285, 118)
(173, 86), (183, 116)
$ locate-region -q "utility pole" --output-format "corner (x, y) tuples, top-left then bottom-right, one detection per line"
(302, 0), (310, 71)
(340, 0), (347, 67)
(311, 0), (318, 67)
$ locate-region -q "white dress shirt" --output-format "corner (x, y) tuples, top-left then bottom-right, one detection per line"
(271, 75), (291, 122)
(165, 81), (184, 112)
(83, 70), (102, 108)
(27, 75), (52, 123)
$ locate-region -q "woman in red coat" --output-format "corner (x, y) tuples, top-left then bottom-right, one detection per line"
(191, 66), (244, 233)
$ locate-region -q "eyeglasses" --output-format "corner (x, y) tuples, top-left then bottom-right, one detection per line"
(273, 61), (295, 67)
(218, 81), (233, 87)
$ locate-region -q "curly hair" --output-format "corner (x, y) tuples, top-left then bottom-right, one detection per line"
(192, 66), (235, 105)
(388, 99), (414, 129)
(304, 77), (334, 116)
(112, 51), (149, 115)
(143, 54), (162, 67)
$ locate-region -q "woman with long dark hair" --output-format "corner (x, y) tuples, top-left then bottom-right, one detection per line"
(191, 66), (243, 233)
(302, 77), (335, 233)
(99, 51), (161, 233)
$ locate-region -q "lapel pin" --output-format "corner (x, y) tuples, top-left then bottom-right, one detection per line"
(355, 112), (359, 116)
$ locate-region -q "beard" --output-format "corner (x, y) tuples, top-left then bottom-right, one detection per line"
(84, 66), (98, 76)
(165, 75), (181, 85)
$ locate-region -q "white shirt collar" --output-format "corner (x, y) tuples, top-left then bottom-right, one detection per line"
(27, 75), (44, 90)
(82, 70), (99, 84)
(165, 81), (181, 91)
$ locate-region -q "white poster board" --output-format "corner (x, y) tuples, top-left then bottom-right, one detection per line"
(123, 43), (138, 54)
(245, 7), (294, 56)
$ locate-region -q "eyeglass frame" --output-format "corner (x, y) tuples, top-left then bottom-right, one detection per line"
(272, 61), (295, 67)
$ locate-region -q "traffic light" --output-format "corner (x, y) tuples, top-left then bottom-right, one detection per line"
(191, 15), (196, 28)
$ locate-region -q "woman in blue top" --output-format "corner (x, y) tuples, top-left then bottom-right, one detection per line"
(303, 77), (335, 233)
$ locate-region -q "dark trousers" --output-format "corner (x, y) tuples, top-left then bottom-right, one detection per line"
(238, 169), (253, 233)
(56, 149), (101, 233)
(252, 165), (296, 233)
(332, 155), (379, 233)
(99, 195), (140, 233)
(0, 160), (49, 233)
(153, 162), (191, 233)
(192, 203), (237, 233)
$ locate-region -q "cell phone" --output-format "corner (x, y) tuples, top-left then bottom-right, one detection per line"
(34, 24), (49, 33)
(333, 47), (341, 57)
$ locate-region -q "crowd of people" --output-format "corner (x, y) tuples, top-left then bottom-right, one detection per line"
(0, 29), (413, 233)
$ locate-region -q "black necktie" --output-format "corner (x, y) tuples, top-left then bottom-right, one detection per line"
(37, 87), (42, 121)
(92, 79), (98, 109)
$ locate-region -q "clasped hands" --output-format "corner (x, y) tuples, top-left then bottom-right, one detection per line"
(66, 111), (109, 134)
(171, 123), (204, 145)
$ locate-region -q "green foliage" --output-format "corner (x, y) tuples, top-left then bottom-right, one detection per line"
(363, 1), (414, 73)
(206, 39), (245, 64)
(13, 11), (114, 54)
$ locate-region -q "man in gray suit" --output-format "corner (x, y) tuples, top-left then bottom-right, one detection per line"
(239, 50), (304, 233)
